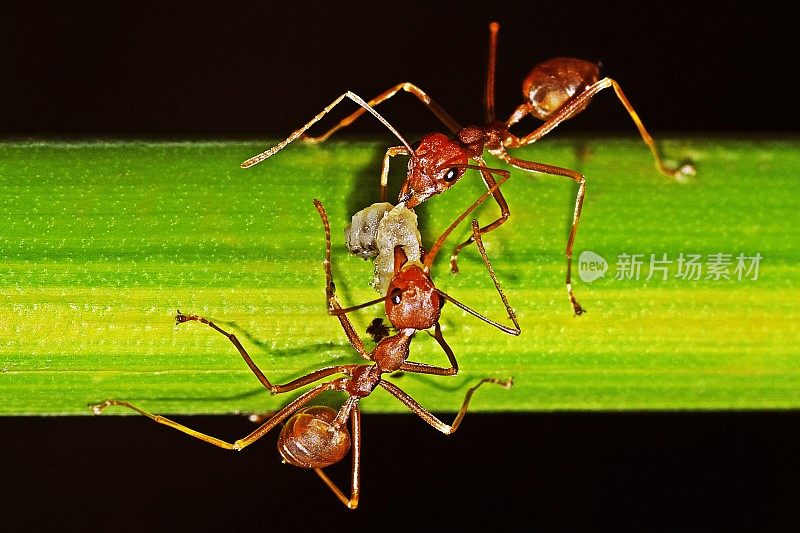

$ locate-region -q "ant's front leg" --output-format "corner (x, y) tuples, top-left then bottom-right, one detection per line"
(300, 82), (462, 144)
(379, 145), (410, 202)
(314, 199), (374, 362)
(460, 218), (520, 335)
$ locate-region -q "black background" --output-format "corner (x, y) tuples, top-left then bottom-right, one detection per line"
(1, 1), (796, 137)
(2, 1), (798, 530)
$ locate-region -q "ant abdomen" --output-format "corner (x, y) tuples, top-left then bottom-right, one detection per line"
(278, 406), (351, 469)
(522, 58), (600, 120)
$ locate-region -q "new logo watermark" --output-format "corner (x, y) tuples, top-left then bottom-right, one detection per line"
(578, 251), (762, 283)
(578, 250), (608, 282)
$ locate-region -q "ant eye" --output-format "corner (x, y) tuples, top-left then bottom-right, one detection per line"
(444, 167), (461, 182)
(410, 139), (421, 151)
(390, 287), (402, 305)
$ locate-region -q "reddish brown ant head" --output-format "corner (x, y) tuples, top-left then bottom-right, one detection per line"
(384, 246), (442, 330)
(522, 58), (600, 121)
(399, 133), (469, 208)
(278, 406), (351, 469)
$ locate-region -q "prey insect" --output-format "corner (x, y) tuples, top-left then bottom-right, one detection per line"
(241, 22), (693, 316)
(90, 183), (516, 509)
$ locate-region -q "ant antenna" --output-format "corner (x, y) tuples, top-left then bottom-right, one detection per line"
(241, 91), (414, 168)
(438, 290), (518, 335)
(329, 295), (385, 316)
(484, 21), (500, 124)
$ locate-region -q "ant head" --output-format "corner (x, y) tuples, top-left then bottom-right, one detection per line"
(384, 246), (442, 330)
(399, 133), (469, 208)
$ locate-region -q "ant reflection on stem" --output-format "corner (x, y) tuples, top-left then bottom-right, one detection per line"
(90, 188), (515, 510)
(241, 21), (694, 316)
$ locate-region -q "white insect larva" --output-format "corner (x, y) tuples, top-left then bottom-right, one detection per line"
(344, 202), (394, 260)
(344, 202), (422, 294)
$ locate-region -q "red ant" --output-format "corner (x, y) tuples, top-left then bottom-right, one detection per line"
(241, 22), (694, 316)
(90, 178), (516, 509)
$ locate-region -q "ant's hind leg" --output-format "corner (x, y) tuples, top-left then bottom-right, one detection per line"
(89, 382), (335, 452)
(89, 399), (241, 450)
(601, 78), (695, 179)
(313, 404), (362, 509)
(510, 78), (694, 179)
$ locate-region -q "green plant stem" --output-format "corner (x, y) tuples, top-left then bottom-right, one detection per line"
(1, 137), (798, 415)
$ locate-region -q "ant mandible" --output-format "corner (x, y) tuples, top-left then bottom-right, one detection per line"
(241, 22), (694, 316)
(90, 194), (514, 509)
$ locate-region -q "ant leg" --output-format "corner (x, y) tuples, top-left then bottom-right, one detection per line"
(508, 78), (693, 179)
(314, 403), (362, 509)
(443, 219), (521, 334)
(498, 151), (587, 316)
(241, 91), (412, 168)
(600, 78), (694, 178)
(423, 165), (510, 271)
(470, 217), (520, 333)
(379, 377), (513, 435)
(314, 199), (373, 361)
(448, 156), (510, 274)
(175, 311), (354, 393)
(89, 381), (335, 451)
(301, 82), (462, 144)
(380, 145), (410, 202)
(400, 322), (458, 376)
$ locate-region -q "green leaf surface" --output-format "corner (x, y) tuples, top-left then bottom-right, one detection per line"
(1, 137), (798, 415)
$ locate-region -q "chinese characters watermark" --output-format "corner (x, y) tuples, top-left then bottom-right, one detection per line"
(578, 251), (762, 283)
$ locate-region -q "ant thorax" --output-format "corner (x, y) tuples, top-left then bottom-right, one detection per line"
(346, 364), (384, 397)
